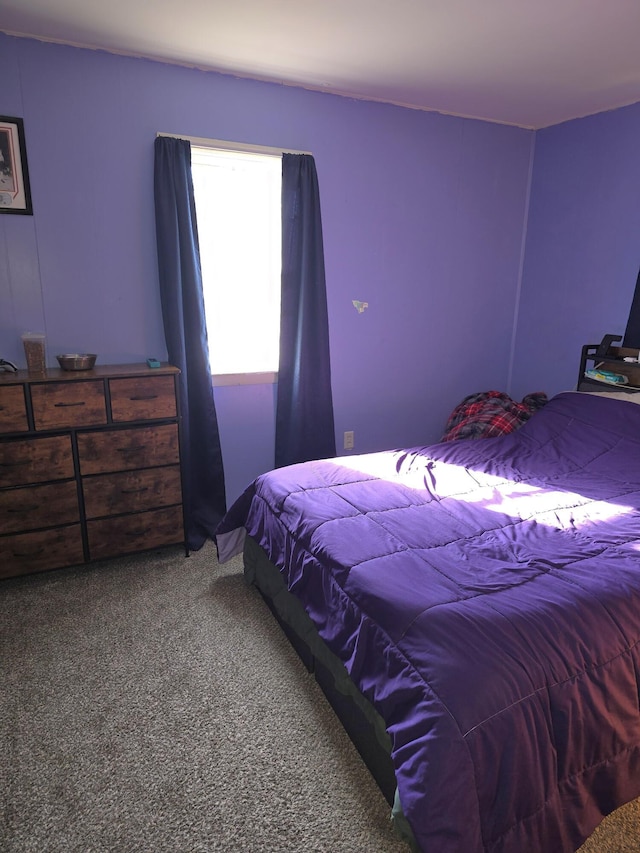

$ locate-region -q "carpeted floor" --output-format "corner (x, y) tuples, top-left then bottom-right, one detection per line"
(1, 542), (639, 852)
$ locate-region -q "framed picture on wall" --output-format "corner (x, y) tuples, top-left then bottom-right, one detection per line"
(0, 116), (33, 215)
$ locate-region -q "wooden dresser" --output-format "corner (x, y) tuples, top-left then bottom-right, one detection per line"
(0, 363), (186, 580)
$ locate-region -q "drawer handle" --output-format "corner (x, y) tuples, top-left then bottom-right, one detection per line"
(0, 459), (29, 467)
(8, 505), (39, 513)
(129, 395), (158, 401)
(120, 487), (149, 494)
(116, 447), (141, 454)
(126, 528), (150, 537)
(54, 401), (86, 408)
(13, 547), (44, 557)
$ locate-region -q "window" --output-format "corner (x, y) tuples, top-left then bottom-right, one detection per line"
(191, 146), (282, 382)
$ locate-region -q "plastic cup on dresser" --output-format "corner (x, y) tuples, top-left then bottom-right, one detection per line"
(21, 332), (47, 374)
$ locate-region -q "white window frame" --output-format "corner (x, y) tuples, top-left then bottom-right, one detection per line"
(157, 134), (311, 387)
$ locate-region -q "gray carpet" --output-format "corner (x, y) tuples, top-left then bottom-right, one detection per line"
(1, 542), (639, 853)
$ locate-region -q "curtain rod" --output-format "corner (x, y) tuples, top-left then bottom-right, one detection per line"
(156, 132), (312, 157)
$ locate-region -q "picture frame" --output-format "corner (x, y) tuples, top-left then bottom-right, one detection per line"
(0, 116), (33, 215)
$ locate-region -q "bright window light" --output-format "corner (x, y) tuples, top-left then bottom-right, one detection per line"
(191, 146), (282, 376)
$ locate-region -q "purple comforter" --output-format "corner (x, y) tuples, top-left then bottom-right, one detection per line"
(215, 392), (640, 853)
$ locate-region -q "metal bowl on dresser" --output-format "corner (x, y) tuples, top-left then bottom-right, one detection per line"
(56, 354), (97, 371)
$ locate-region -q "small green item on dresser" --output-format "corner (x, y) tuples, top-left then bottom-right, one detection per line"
(147, 358), (161, 368)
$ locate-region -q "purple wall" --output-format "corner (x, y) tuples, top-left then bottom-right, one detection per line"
(511, 103), (640, 399)
(1, 35), (533, 504)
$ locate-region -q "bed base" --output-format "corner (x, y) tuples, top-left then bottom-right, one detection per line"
(242, 534), (412, 832)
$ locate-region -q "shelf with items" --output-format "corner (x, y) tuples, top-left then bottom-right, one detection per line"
(578, 341), (640, 392)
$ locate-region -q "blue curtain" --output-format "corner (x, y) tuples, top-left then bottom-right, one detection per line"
(623, 266), (640, 347)
(153, 136), (226, 549)
(276, 154), (336, 468)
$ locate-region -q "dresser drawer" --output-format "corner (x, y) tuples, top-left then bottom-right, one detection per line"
(0, 524), (84, 579)
(87, 505), (184, 560)
(0, 435), (74, 486)
(109, 375), (177, 422)
(0, 385), (28, 434)
(83, 465), (182, 518)
(31, 380), (107, 430)
(0, 481), (79, 534)
(78, 424), (179, 475)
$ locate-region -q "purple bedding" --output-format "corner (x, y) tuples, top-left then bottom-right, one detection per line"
(215, 392), (640, 853)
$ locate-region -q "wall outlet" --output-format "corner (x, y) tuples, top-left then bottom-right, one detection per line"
(343, 430), (354, 450)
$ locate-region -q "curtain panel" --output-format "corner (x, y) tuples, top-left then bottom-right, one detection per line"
(153, 136), (227, 549)
(276, 154), (336, 468)
(623, 265), (640, 348)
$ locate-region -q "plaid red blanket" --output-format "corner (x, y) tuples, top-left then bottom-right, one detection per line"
(442, 390), (548, 442)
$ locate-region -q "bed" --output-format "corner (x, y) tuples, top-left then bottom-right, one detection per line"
(215, 390), (640, 853)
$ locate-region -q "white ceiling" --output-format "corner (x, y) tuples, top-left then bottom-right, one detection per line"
(2, 0), (640, 129)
